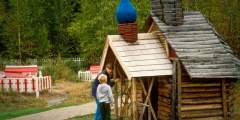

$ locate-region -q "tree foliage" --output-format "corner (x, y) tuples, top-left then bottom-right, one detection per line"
(183, 0), (240, 57)
(0, 0), (239, 64)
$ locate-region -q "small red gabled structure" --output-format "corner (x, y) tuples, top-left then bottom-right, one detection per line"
(4, 65), (38, 78)
(89, 64), (101, 79)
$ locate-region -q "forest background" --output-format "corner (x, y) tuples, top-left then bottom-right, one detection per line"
(0, 0), (239, 64)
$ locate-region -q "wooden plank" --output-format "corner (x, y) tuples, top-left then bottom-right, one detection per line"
(185, 64), (236, 69)
(117, 48), (165, 57)
(183, 14), (204, 18)
(157, 23), (212, 32)
(221, 79), (228, 120)
(158, 96), (171, 104)
(132, 78), (137, 120)
(158, 23), (211, 30)
(167, 34), (217, 39)
(124, 59), (171, 67)
(163, 31), (214, 35)
(108, 33), (158, 41)
(158, 111), (170, 119)
(121, 54), (168, 62)
(176, 48), (226, 55)
(158, 104), (171, 113)
(189, 72), (239, 77)
(181, 57), (234, 64)
(181, 109), (223, 119)
(154, 17), (207, 26)
(182, 116), (224, 120)
(171, 44), (222, 49)
(160, 23), (210, 29)
(181, 104), (222, 111)
(182, 92), (221, 99)
(171, 40), (221, 46)
(182, 83), (221, 88)
(111, 39), (160, 47)
(182, 98), (222, 105)
(171, 60), (177, 120)
(128, 64), (172, 72)
(191, 75), (240, 79)
(113, 62), (118, 117)
(188, 68), (238, 73)
(182, 87), (221, 93)
(181, 59), (233, 65)
(100, 38), (109, 70)
(131, 70), (172, 77)
(177, 60), (182, 120)
(168, 35), (220, 42)
(184, 11), (201, 15)
(115, 43), (163, 52)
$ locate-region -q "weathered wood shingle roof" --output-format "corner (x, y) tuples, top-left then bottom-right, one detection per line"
(151, 11), (240, 79)
(101, 33), (172, 80)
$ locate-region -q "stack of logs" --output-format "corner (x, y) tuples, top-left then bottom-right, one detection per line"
(179, 70), (233, 119)
(151, 0), (183, 26)
(157, 67), (234, 120)
(157, 78), (172, 119)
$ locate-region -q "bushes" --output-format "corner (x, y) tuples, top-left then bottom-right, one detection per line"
(232, 80), (240, 120)
(41, 57), (79, 83)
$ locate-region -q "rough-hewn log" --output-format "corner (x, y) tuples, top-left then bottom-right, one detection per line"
(185, 64), (236, 69)
(181, 104), (222, 111)
(182, 98), (222, 105)
(182, 83), (221, 87)
(182, 116), (224, 120)
(181, 109), (223, 119)
(182, 92), (221, 99)
(182, 87), (221, 93)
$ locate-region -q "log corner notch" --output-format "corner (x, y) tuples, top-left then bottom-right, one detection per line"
(171, 59), (182, 120)
(132, 78), (138, 120)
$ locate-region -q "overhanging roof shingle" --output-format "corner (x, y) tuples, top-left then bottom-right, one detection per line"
(101, 33), (173, 80)
(151, 11), (240, 79)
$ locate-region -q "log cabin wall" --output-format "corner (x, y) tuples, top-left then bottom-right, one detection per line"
(157, 77), (172, 120)
(178, 66), (234, 120)
(136, 79), (144, 115)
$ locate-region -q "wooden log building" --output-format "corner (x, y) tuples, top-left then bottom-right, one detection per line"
(100, 0), (240, 120)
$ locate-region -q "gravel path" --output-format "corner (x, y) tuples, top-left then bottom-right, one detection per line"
(10, 102), (96, 120)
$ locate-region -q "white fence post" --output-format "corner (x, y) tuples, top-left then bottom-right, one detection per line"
(78, 70), (92, 81)
(0, 76), (51, 97)
(35, 77), (39, 98)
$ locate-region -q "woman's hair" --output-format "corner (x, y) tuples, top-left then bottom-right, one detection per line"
(105, 63), (113, 70)
(98, 74), (107, 83)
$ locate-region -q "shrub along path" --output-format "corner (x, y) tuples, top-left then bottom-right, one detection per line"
(10, 101), (96, 120)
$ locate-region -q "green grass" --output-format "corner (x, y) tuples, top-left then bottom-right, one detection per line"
(0, 81), (93, 120)
(0, 108), (51, 120)
(67, 114), (94, 120)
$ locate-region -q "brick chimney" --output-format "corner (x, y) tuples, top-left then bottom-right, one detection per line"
(116, 0), (138, 43)
(152, 0), (183, 26)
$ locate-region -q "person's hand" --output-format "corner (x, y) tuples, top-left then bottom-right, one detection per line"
(110, 103), (114, 110)
(111, 78), (119, 82)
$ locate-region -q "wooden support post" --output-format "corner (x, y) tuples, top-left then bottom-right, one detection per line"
(171, 60), (177, 120)
(165, 39), (169, 57)
(113, 62), (118, 118)
(140, 78), (157, 120)
(132, 78), (137, 120)
(222, 79), (228, 120)
(148, 80), (151, 120)
(177, 60), (182, 120)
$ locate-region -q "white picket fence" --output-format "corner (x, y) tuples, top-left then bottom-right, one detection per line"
(0, 76), (51, 98)
(78, 70), (99, 81)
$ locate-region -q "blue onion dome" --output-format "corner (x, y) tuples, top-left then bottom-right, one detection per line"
(116, 0), (137, 24)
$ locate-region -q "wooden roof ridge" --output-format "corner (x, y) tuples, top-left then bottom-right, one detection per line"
(150, 11), (240, 79)
(100, 33), (173, 80)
